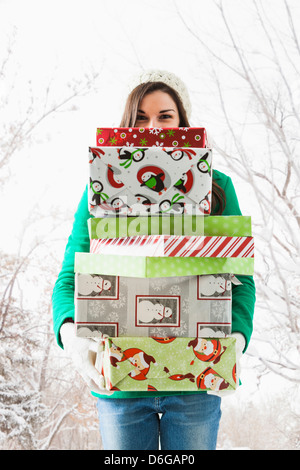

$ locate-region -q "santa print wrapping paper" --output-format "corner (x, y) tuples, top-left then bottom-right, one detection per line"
(88, 215), (253, 239)
(89, 234), (254, 259)
(75, 273), (236, 339)
(95, 336), (237, 392)
(96, 127), (207, 148)
(88, 146), (212, 217)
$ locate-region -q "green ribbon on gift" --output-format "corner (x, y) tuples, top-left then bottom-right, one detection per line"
(75, 252), (254, 277)
(88, 215), (252, 239)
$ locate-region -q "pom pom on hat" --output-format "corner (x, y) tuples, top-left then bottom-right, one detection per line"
(127, 69), (192, 119)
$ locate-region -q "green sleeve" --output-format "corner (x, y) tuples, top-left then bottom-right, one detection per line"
(52, 186), (90, 348)
(213, 170), (256, 352)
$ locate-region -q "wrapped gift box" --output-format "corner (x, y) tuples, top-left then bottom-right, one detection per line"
(90, 234), (254, 259)
(96, 127), (207, 148)
(75, 252), (254, 277)
(88, 215), (252, 240)
(75, 273), (236, 339)
(95, 336), (237, 392)
(88, 146), (212, 217)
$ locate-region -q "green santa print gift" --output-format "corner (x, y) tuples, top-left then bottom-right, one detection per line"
(95, 336), (237, 393)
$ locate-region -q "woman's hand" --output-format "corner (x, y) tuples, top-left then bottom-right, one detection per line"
(60, 322), (113, 395)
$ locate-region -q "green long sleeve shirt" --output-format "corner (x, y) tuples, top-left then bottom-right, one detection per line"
(52, 169), (256, 399)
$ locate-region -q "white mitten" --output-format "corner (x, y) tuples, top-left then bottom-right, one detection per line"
(207, 332), (246, 397)
(60, 322), (113, 395)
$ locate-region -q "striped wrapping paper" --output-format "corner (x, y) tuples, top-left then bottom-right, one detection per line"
(89, 235), (254, 258)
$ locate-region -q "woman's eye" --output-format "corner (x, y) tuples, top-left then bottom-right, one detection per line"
(160, 114), (172, 120)
(136, 115), (146, 121)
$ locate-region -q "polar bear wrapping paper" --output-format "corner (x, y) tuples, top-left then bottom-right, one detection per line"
(88, 146), (212, 217)
(75, 273), (236, 339)
(95, 336), (237, 392)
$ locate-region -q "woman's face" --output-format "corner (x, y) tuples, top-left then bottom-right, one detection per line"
(135, 90), (180, 128)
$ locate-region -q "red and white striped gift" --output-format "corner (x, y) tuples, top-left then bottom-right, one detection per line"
(90, 235), (254, 258)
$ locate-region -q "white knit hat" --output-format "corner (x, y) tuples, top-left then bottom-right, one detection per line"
(127, 69), (192, 119)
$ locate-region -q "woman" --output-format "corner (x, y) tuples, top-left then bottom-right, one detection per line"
(52, 70), (256, 450)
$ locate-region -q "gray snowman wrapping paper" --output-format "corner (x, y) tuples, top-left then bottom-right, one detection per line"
(75, 273), (240, 339)
(88, 146), (212, 217)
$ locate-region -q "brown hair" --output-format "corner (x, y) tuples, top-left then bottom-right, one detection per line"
(120, 81), (226, 214)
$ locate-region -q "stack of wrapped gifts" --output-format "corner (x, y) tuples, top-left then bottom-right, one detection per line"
(74, 127), (254, 393)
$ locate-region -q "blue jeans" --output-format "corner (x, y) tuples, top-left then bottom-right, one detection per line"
(96, 394), (221, 450)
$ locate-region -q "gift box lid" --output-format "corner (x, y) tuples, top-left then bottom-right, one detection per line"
(74, 252), (254, 277)
(96, 336), (237, 392)
(88, 215), (253, 240)
(96, 127), (207, 148)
